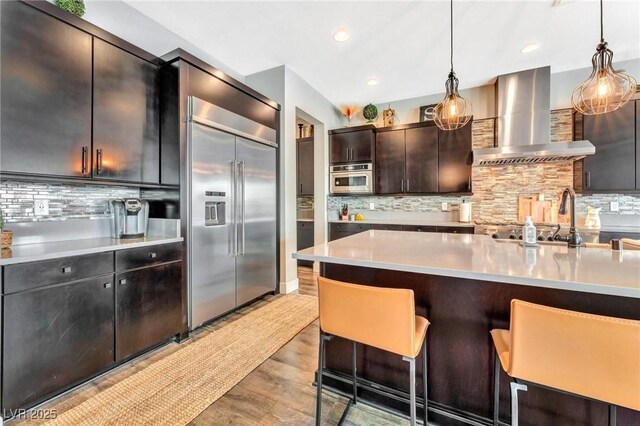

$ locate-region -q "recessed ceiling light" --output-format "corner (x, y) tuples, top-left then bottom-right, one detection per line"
(520, 43), (540, 54)
(366, 78), (379, 86)
(333, 28), (350, 42)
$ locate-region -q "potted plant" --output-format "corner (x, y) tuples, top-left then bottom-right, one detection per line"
(0, 209), (12, 249)
(54, 0), (86, 18)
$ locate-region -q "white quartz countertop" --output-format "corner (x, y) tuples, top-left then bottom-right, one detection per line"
(294, 230), (640, 299)
(0, 237), (184, 266)
(328, 219), (474, 227)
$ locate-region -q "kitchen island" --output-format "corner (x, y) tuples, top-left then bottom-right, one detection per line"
(294, 230), (640, 426)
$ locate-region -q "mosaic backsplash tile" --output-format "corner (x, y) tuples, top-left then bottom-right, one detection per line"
(0, 180), (139, 223)
(329, 109), (640, 223)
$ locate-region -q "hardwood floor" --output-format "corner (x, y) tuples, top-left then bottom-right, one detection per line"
(13, 267), (406, 425)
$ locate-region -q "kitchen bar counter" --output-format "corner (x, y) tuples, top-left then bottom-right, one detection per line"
(0, 236), (184, 266)
(295, 230), (640, 298)
(296, 230), (640, 425)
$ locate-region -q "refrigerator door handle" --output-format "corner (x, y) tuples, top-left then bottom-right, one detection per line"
(239, 161), (246, 255)
(229, 160), (237, 257)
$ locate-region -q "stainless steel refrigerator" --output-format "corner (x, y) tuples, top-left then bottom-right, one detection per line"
(187, 96), (277, 329)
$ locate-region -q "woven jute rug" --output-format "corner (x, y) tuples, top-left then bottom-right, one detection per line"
(42, 294), (318, 426)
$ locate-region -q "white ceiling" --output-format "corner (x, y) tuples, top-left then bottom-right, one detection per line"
(124, 0), (640, 106)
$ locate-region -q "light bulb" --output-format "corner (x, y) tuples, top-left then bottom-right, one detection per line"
(597, 76), (609, 98)
(449, 98), (458, 118)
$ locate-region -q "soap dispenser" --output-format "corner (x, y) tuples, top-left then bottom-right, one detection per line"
(523, 216), (537, 247)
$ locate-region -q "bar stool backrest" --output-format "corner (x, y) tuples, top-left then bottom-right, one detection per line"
(509, 299), (640, 411)
(318, 277), (417, 358)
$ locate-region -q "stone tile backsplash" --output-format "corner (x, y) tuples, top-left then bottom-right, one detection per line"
(0, 180), (139, 223)
(329, 109), (640, 223)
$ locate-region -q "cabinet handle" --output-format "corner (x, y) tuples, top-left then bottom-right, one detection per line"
(467, 177), (471, 191)
(149, 252), (157, 259)
(81, 146), (88, 174)
(62, 266), (72, 274)
(300, 183), (302, 194)
(119, 279), (127, 285)
(585, 171), (591, 189)
(96, 149), (103, 175)
(401, 179), (404, 192)
(104, 283), (112, 289)
(406, 179), (410, 192)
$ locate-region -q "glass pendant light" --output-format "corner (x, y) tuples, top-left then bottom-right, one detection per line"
(434, 0), (472, 131)
(571, 0), (637, 115)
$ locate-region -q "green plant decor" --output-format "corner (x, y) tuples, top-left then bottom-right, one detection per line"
(363, 104), (378, 123)
(54, 0), (86, 17)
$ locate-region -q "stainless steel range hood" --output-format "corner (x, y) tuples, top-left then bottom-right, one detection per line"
(472, 66), (595, 166)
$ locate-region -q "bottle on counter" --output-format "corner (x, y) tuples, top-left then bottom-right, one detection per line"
(523, 216), (537, 247)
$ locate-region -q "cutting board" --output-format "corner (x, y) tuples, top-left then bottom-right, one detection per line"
(518, 195), (561, 223)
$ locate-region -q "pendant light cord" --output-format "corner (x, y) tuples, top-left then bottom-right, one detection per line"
(450, 0), (454, 72)
(600, 0), (604, 43)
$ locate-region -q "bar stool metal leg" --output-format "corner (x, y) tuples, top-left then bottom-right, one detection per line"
(422, 338), (428, 426)
(493, 353), (500, 426)
(609, 405), (617, 426)
(509, 381), (528, 426)
(316, 333), (333, 426)
(316, 333), (325, 426)
(352, 341), (358, 405)
(403, 356), (417, 426)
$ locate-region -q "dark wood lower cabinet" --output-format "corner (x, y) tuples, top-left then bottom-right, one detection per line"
(297, 221), (315, 267)
(2, 275), (115, 411)
(116, 261), (182, 361)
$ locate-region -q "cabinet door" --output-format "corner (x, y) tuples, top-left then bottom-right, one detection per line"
(297, 138), (314, 195)
(330, 129), (374, 164)
(406, 126), (439, 193)
(375, 130), (406, 194)
(582, 101), (635, 191)
(636, 101), (639, 190)
(116, 262), (182, 361)
(93, 39), (160, 184)
(3, 276), (114, 411)
(438, 122), (472, 193)
(0, 1), (92, 177)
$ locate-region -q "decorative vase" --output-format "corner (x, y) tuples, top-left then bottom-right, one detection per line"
(383, 104), (396, 126)
(1, 230), (13, 249)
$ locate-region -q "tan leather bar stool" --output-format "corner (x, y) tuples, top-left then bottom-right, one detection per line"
(491, 299), (640, 426)
(316, 277), (430, 426)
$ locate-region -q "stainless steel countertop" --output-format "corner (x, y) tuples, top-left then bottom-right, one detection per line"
(294, 230), (640, 299)
(1, 237), (184, 266)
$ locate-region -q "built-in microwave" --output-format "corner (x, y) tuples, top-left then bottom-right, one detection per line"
(330, 163), (373, 194)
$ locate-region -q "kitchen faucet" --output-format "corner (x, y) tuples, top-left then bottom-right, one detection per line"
(555, 187), (583, 248)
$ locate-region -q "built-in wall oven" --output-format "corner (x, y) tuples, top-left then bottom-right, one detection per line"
(330, 163), (373, 194)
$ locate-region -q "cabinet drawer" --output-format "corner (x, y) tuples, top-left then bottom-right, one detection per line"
(3, 252), (114, 294)
(371, 224), (404, 231)
(330, 223), (371, 233)
(116, 242), (182, 271)
(402, 225), (438, 233)
(297, 221), (314, 230)
(437, 226), (474, 234)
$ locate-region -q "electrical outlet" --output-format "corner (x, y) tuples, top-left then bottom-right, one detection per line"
(441, 202), (449, 211)
(34, 199), (49, 216)
(610, 201), (619, 212)
(369, 202), (375, 210)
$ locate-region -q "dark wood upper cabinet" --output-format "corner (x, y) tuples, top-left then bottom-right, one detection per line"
(582, 101), (636, 191)
(375, 130), (406, 194)
(330, 127), (375, 164)
(438, 122), (472, 193)
(0, 1), (92, 178)
(297, 137), (314, 195)
(93, 39), (160, 184)
(405, 126), (439, 193)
